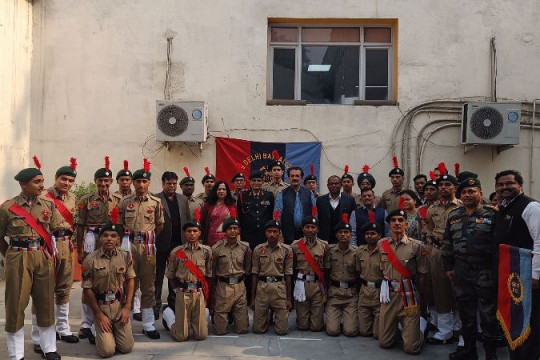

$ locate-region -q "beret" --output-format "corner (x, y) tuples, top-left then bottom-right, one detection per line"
(132, 169), (151, 181)
(14, 168), (42, 183)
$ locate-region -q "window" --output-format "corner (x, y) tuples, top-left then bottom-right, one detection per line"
(269, 23), (395, 104)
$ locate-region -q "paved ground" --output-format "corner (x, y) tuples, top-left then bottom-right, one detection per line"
(0, 280), (510, 360)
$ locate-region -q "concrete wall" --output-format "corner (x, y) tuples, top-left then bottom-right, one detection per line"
(28, 0), (540, 197)
(0, 0), (33, 200)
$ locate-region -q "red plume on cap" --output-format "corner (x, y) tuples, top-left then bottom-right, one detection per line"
(438, 162), (447, 176)
(110, 206), (120, 225)
(362, 164), (370, 174)
(123, 160), (129, 171)
(341, 213), (349, 225)
(104, 156), (110, 171)
(273, 210), (280, 222)
(368, 210), (376, 225)
(143, 158), (151, 172)
(310, 163), (315, 176)
(230, 206), (237, 220)
(399, 196), (405, 210)
(70, 157), (77, 171)
(33, 155), (41, 170)
(344, 165), (349, 175)
(429, 170), (436, 181)
(454, 163), (460, 177)
(311, 205), (317, 218)
(392, 156), (399, 169)
(194, 208), (201, 222)
(183, 167), (191, 177)
(204, 167), (210, 175)
(272, 150), (280, 160)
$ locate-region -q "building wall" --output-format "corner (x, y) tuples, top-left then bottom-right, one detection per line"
(0, 0), (33, 200)
(29, 0), (540, 196)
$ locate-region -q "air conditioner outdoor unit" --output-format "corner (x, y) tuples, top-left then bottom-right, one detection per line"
(461, 102), (521, 145)
(156, 100), (208, 142)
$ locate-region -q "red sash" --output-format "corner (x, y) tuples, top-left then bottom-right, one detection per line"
(297, 239), (326, 284)
(9, 203), (53, 254)
(175, 248), (210, 300)
(381, 239), (411, 279)
(44, 192), (74, 228)
(418, 206), (427, 219)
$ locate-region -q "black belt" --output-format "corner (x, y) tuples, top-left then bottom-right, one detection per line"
(11, 238), (44, 248)
(94, 290), (121, 304)
(178, 281), (202, 289)
(53, 230), (73, 237)
(330, 280), (356, 289)
(259, 276), (283, 283)
(218, 276), (244, 285)
(297, 272), (319, 282)
(360, 278), (382, 288)
(129, 231), (148, 240)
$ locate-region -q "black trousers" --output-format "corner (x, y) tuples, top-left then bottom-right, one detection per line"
(155, 248), (175, 309)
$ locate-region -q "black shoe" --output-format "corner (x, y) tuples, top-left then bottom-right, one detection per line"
(59, 334), (79, 343)
(154, 306), (160, 320)
(77, 327), (91, 339)
(41, 352), (61, 360)
(449, 346), (478, 360)
(33, 344), (43, 354)
(88, 332), (96, 345)
(133, 312), (142, 321)
(143, 329), (161, 339)
(426, 337), (454, 345)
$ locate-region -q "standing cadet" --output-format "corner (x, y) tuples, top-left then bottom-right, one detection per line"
(324, 214), (359, 337)
(195, 167), (215, 201)
(341, 165), (359, 201)
(180, 167), (203, 220)
(292, 209), (328, 332)
(82, 209), (135, 358)
(413, 174), (428, 206)
(425, 163), (461, 345)
(112, 160), (133, 203)
(356, 164), (381, 207)
(231, 171), (246, 201)
(32, 158), (79, 354)
(0, 157), (61, 360)
(357, 211), (384, 338)
(251, 212), (293, 335)
(443, 178), (498, 360)
(118, 159), (164, 339)
(304, 163), (319, 198)
(381, 156), (405, 213)
(262, 150), (289, 197)
(210, 209), (252, 335)
(162, 210), (213, 341)
(77, 156), (119, 342)
(378, 207), (427, 354)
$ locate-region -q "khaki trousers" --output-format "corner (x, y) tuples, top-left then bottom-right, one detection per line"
(213, 281), (249, 335)
(427, 247), (455, 313)
(55, 237), (74, 304)
(171, 291), (207, 341)
(95, 302), (134, 358)
(295, 281), (325, 331)
(325, 288), (358, 337)
(132, 243), (156, 308)
(358, 286), (381, 338)
(253, 281), (289, 335)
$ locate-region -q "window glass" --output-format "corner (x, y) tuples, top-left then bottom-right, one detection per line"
(271, 27), (298, 42)
(302, 27), (360, 42)
(273, 48), (296, 100)
(365, 49), (388, 100)
(364, 27), (392, 43)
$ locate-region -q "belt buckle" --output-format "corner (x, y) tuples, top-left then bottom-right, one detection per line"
(267, 276), (277, 283)
(228, 277), (239, 285)
(339, 281), (349, 289)
(30, 239), (41, 248)
(391, 281), (401, 292)
(297, 273), (305, 280)
(105, 293), (116, 302)
(367, 281), (376, 288)
(306, 274), (316, 282)
(187, 283), (198, 291)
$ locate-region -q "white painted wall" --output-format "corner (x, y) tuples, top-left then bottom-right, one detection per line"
(0, 0), (33, 200)
(26, 0), (540, 197)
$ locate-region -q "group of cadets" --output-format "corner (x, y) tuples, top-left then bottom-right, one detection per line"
(2, 153), (540, 360)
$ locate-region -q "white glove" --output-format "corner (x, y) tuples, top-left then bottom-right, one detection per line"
(380, 280), (390, 303)
(293, 279), (306, 302)
(51, 236), (58, 256)
(84, 230), (95, 253)
(121, 233), (131, 252)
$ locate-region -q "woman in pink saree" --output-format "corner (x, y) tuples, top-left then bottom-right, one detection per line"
(200, 181), (236, 246)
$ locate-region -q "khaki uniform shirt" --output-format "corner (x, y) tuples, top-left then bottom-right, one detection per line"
(377, 236), (427, 280)
(211, 239), (252, 278)
(195, 192), (208, 202)
(357, 245), (383, 282)
(381, 188), (403, 213)
(187, 196), (204, 220)
(427, 198), (461, 240)
(46, 187), (76, 232)
(0, 195), (56, 240)
(77, 192), (119, 227)
(291, 238), (328, 274)
(82, 248), (135, 296)
(167, 243), (213, 281)
(119, 194), (165, 232)
(324, 244), (358, 283)
(262, 180), (289, 198)
(112, 189), (133, 204)
(252, 242), (293, 277)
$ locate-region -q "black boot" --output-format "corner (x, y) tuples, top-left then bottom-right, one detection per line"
(484, 340), (498, 360)
(449, 337), (478, 360)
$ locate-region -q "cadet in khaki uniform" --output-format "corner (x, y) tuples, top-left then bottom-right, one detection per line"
(77, 157), (119, 341)
(32, 159), (79, 353)
(162, 213), (213, 341)
(112, 160), (133, 203)
(378, 208), (427, 354)
(381, 157), (405, 213)
(291, 212), (328, 332)
(0, 159), (61, 360)
(210, 211), (251, 334)
(262, 153), (289, 198)
(180, 167), (204, 220)
(425, 164), (461, 345)
(357, 212), (383, 338)
(341, 166), (360, 201)
(251, 215), (293, 335)
(195, 167), (215, 201)
(324, 215), (359, 337)
(118, 160), (165, 339)
(82, 213), (135, 358)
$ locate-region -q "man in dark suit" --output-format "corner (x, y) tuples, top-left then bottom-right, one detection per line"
(155, 171), (191, 313)
(316, 175), (356, 244)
